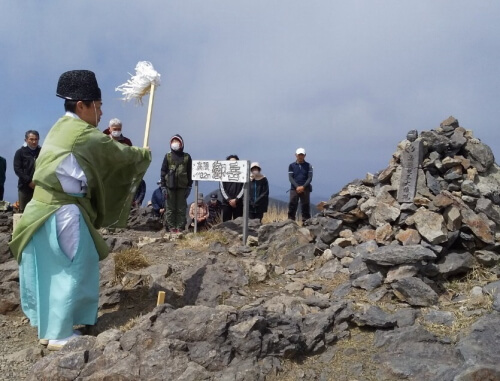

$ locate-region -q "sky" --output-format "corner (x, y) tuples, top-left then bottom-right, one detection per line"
(1, 1), (500, 206)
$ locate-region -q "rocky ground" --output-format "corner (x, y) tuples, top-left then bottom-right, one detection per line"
(1, 116), (500, 380)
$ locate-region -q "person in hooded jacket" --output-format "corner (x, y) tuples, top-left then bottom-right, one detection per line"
(249, 162), (269, 222)
(160, 134), (192, 232)
(219, 154), (244, 222)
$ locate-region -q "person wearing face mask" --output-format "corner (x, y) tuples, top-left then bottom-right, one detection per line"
(10, 70), (151, 351)
(160, 134), (193, 233)
(103, 118), (133, 146)
(249, 162), (269, 222)
(219, 154), (245, 222)
(13, 130), (42, 212)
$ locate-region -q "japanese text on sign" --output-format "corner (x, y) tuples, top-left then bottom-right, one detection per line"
(192, 160), (249, 183)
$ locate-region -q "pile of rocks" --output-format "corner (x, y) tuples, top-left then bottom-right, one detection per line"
(317, 116), (500, 252)
(303, 116), (500, 306)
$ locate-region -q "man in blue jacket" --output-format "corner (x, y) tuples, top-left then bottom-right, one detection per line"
(288, 147), (313, 222)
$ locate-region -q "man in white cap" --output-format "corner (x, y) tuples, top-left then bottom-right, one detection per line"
(10, 70), (151, 351)
(288, 147), (313, 222)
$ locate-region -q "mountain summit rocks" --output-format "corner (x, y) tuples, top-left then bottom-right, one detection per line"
(1, 116), (500, 380)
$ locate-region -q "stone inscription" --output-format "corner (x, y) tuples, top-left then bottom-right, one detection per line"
(398, 140), (423, 203)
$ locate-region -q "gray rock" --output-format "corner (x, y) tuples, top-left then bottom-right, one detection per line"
(465, 139), (495, 173)
(461, 180), (480, 197)
(315, 258), (343, 280)
(301, 303), (346, 353)
(339, 198), (358, 213)
(423, 310), (455, 326)
(454, 365), (500, 381)
(391, 277), (439, 306)
(362, 245), (436, 267)
(436, 252), (476, 277)
(354, 240), (379, 256)
(351, 272), (383, 291)
(181, 257), (248, 307)
(406, 208), (448, 244)
(348, 255), (369, 280)
(385, 265), (418, 283)
(475, 197), (500, 226)
(353, 305), (397, 328)
(393, 308), (418, 327)
(319, 219), (343, 245)
(0, 260), (18, 283)
(373, 325), (462, 381)
(483, 281), (500, 312)
(456, 313), (500, 368)
(460, 208), (495, 244)
(426, 171), (442, 196)
(475, 250), (500, 267)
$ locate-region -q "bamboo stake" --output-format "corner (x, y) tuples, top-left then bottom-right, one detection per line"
(143, 83), (156, 148)
(156, 290), (165, 306)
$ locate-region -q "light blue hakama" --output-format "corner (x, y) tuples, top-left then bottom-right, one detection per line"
(19, 213), (99, 340)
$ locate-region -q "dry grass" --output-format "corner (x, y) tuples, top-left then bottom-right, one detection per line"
(175, 229), (231, 250)
(417, 266), (497, 342)
(268, 327), (380, 381)
(113, 248), (150, 281)
(262, 205), (289, 224)
(119, 315), (144, 332)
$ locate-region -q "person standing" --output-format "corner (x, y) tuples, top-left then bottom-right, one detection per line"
(0, 155), (6, 201)
(9, 70), (151, 351)
(14, 130), (41, 212)
(288, 148), (313, 222)
(103, 118), (133, 146)
(220, 154), (244, 222)
(249, 162), (269, 222)
(160, 134), (192, 233)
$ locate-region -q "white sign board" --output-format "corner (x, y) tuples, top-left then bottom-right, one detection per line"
(192, 160), (249, 183)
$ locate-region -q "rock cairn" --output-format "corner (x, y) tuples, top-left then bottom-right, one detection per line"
(304, 116), (500, 306)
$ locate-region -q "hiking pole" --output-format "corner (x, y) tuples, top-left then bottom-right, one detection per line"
(116, 61), (161, 148)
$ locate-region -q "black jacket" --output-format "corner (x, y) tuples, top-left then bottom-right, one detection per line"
(219, 181), (244, 206)
(249, 175), (269, 214)
(14, 146), (40, 190)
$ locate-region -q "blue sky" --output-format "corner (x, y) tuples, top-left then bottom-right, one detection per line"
(1, 1), (500, 206)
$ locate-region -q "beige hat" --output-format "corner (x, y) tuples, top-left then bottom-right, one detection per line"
(197, 193), (204, 201)
(296, 148), (306, 155)
(250, 162), (261, 170)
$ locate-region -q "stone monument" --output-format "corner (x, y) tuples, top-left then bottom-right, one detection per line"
(397, 130), (424, 203)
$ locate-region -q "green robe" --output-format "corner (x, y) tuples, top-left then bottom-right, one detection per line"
(9, 116), (152, 262)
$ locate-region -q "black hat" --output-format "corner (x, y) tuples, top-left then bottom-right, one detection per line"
(226, 154), (239, 160)
(56, 70), (101, 101)
(210, 193), (218, 199)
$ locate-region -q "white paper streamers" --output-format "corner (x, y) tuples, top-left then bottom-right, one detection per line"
(115, 61), (161, 104)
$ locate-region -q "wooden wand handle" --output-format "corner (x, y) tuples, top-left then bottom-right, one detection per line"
(143, 83), (156, 148)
